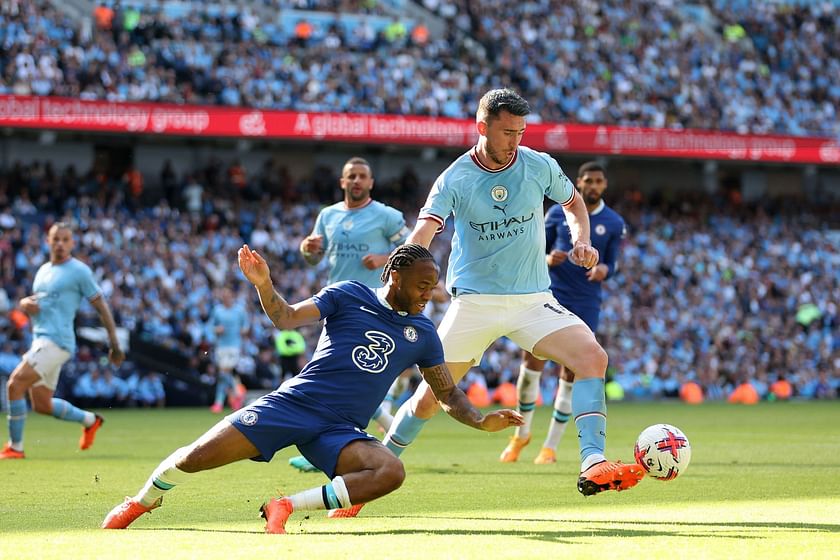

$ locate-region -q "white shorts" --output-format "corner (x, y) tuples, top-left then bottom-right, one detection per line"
(23, 337), (71, 391)
(438, 292), (586, 366)
(215, 347), (241, 372)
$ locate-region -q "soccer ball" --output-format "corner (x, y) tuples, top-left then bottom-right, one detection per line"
(634, 424), (691, 480)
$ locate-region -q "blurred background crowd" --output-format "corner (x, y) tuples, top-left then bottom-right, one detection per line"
(0, 154), (837, 407)
(0, 0), (838, 137)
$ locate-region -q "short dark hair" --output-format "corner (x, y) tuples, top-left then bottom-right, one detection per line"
(380, 244), (436, 284)
(343, 157), (372, 174)
(577, 161), (606, 179)
(49, 221), (74, 235)
(477, 89), (530, 122)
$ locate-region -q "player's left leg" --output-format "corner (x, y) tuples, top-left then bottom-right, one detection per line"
(531, 326), (643, 495)
(28, 384), (103, 450)
(499, 350), (545, 462)
(280, 438), (404, 525)
(102, 420), (260, 529)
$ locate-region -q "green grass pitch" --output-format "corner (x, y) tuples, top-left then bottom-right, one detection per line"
(1, 401), (838, 559)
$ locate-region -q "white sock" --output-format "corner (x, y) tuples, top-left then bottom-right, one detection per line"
(543, 379), (574, 450)
(514, 365), (542, 439)
(372, 402), (394, 431)
(82, 411), (96, 427)
(289, 476), (351, 511)
(135, 448), (191, 507)
(581, 453), (607, 473)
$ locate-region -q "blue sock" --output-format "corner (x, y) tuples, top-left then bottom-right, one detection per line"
(383, 402), (428, 457)
(51, 398), (89, 424)
(8, 399), (27, 448)
(572, 378), (607, 462)
(214, 373), (234, 406)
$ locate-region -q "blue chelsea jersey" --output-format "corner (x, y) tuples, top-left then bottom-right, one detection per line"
(546, 200), (626, 308)
(280, 281), (444, 428)
(31, 257), (101, 354)
(419, 146), (576, 295)
(313, 199), (409, 288)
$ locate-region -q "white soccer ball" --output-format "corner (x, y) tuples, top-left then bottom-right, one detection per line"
(634, 424), (691, 480)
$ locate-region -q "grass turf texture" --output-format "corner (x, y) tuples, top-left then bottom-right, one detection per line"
(1, 401), (838, 559)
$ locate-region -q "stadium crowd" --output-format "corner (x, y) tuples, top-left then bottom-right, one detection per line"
(0, 156), (837, 407)
(0, 0), (838, 137)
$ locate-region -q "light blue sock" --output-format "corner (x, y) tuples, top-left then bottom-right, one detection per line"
(572, 378), (607, 462)
(51, 398), (91, 424)
(214, 373), (234, 406)
(8, 399), (27, 448)
(383, 402), (428, 457)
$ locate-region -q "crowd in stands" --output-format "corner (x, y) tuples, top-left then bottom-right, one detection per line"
(0, 0), (838, 137)
(0, 155), (837, 409)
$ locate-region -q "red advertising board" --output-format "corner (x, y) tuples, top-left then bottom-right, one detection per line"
(1, 95), (837, 164)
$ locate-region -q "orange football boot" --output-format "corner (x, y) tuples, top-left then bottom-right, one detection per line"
(327, 503), (365, 518)
(80, 414), (104, 450)
(499, 434), (531, 463)
(101, 497), (161, 529)
(577, 460), (645, 496)
(261, 497), (294, 534)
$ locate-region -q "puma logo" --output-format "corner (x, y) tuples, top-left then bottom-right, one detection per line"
(493, 204), (508, 215)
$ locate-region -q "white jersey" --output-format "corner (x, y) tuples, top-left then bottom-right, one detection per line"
(420, 146), (576, 295)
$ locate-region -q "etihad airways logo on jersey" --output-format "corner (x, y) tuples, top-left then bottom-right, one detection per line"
(334, 242), (370, 252)
(469, 211), (535, 241)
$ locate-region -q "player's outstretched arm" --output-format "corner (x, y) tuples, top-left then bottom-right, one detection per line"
(89, 295), (125, 366)
(238, 244), (321, 329)
(419, 364), (523, 432)
(405, 218), (439, 249)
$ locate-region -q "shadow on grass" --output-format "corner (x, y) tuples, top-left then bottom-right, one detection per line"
(133, 517), (839, 543)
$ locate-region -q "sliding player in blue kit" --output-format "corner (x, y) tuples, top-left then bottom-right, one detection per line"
(329, 90), (645, 515)
(501, 161), (627, 465)
(102, 243), (522, 533)
(290, 156), (412, 474)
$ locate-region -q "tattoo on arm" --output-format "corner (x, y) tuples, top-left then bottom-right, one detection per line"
(421, 364), (484, 429)
(258, 285), (292, 328)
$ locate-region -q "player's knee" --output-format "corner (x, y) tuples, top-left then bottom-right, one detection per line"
(589, 344), (609, 376)
(31, 399), (52, 415)
(377, 455), (406, 493)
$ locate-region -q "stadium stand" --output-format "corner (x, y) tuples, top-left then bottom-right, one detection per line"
(0, 0), (837, 136)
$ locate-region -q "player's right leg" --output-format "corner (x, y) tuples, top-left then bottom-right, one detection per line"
(499, 350), (545, 462)
(102, 420), (259, 528)
(383, 361), (472, 458)
(531, 325), (644, 495)
(2, 359), (41, 459)
(384, 295), (498, 458)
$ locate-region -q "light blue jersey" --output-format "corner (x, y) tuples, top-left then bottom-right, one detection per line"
(210, 304), (249, 350)
(31, 258), (101, 354)
(420, 146), (576, 295)
(313, 199), (409, 288)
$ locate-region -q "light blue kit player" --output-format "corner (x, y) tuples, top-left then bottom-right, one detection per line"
(101, 244), (521, 532)
(506, 161), (627, 466)
(208, 287), (249, 413)
(300, 156), (410, 288)
(1, 222), (124, 460)
(293, 156), (411, 472)
(377, 89), (645, 500)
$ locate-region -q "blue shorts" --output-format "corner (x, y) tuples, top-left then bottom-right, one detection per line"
(550, 293), (600, 333)
(227, 391), (378, 478)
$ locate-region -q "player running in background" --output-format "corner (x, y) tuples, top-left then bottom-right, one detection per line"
(208, 287), (250, 413)
(290, 157), (411, 472)
(344, 89), (644, 509)
(102, 244), (522, 533)
(500, 161), (627, 465)
(1, 222), (124, 460)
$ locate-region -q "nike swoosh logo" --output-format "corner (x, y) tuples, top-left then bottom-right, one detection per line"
(359, 306), (378, 315)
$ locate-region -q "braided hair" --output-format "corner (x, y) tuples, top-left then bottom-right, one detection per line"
(380, 244), (436, 284)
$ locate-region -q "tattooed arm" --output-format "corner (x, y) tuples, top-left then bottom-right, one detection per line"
(238, 244), (321, 329)
(419, 363), (523, 432)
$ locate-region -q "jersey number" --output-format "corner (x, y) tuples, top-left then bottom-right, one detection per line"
(352, 331), (396, 374)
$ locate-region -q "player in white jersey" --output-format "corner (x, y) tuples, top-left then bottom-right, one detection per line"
(324, 90), (644, 515)
(1, 222), (124, 460)
(291, 157), (412, 475)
